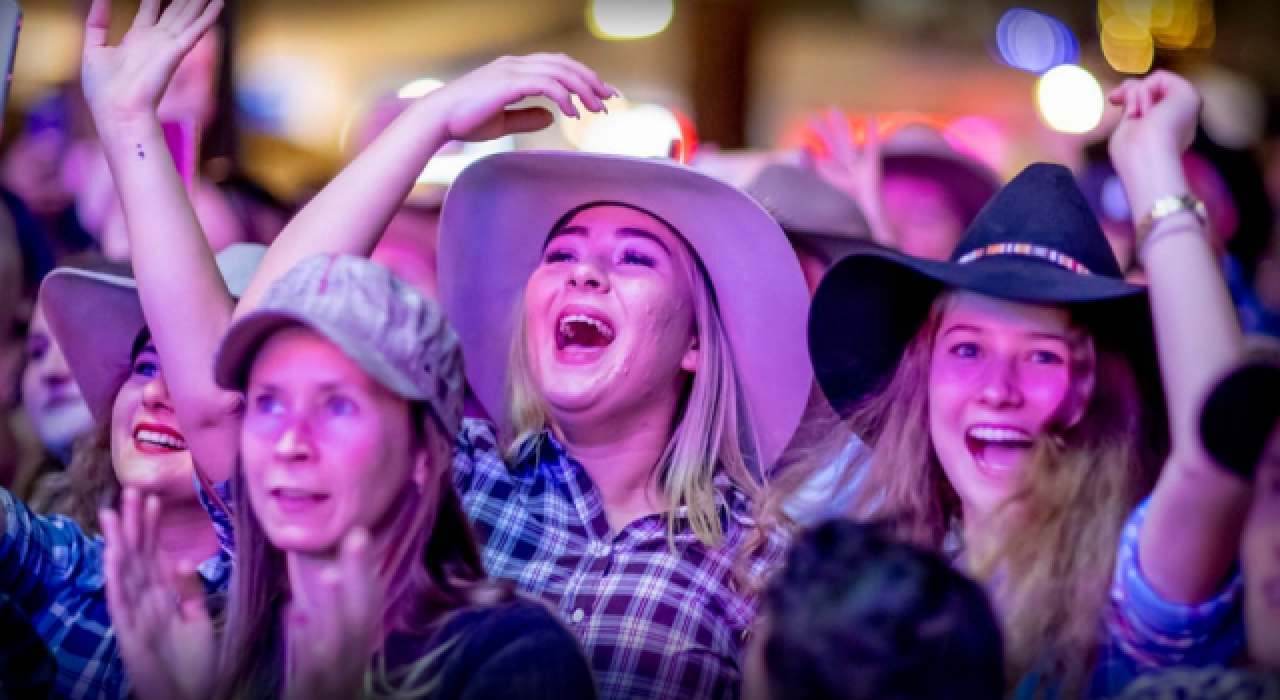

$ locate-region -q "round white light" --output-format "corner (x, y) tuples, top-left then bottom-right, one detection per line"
(1035, 65), (1104, 134)
(588, 0), (674, 40)
(580, 104), (682, 158)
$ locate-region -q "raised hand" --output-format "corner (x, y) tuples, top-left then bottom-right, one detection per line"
(81, 0), (223, 125)
(421, 53), (616, 143)
(803, 110), (896, 246)
(1107, 70), (1201, 180)
(101, 489), (216, 700)
(284, 529), (381, 700)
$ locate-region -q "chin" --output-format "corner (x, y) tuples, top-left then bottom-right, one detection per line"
(263, 524), (340, 556)
(116, 461), (198, 497)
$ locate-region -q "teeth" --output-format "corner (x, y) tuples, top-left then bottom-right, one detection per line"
(967, 426), (1032, 445)
(559, 314), (615, 340)
(135, 429), (188, 451)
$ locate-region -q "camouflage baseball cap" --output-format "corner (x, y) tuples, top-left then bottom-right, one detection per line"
(214, 254), (465, 437)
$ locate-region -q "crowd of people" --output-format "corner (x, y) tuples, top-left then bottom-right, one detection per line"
(1, 0), (1279, 698)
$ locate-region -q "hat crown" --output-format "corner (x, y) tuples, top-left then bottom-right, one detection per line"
(951, 163), (1124, 279)
(260, 254), (466, 435)
(746, 164), (870, 240)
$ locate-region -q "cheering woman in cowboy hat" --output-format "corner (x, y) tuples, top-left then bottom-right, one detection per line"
(81, 2), (810, 699)
(780, 72), (1250, 697)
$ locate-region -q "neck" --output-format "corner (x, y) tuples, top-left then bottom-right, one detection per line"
(554, 403), (676, 534)
(154, 495), (221, 582)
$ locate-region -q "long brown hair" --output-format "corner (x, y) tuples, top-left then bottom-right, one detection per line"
(215, 404), (509, 700)
(58, 421), (119, 535)
(769, 291), (1163, 696)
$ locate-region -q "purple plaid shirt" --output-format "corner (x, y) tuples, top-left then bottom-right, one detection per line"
(453, 418), (785, 700)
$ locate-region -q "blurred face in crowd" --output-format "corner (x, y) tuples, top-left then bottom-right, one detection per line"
(110, 338), (198, 497)
(883, 174), (965, 261)
(22, 307), (93, 454)
(928, 292), (1094, 524)
(241, 326), (421, 556)
(522, 204), (699, 424)
(371, 206), (441, 300)
(1242, 425), (1280, 669)
(0, 126), (72, 215)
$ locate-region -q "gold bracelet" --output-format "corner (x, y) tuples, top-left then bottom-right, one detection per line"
(1135, 194), (1207, 251)
(1137, 215), (1204, 261)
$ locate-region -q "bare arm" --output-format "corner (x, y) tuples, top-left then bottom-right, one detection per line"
(235, 55), (615, 314)
(81, 0), (240, 481)
(1110, 72), (1251, 603)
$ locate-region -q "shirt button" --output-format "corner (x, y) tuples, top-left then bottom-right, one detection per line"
(572, 608), (585, 623)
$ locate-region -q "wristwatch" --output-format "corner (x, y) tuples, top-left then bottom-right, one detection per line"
(1135, 194), (1207, 250)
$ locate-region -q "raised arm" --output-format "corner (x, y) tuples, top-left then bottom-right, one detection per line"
(1109, 71), (1251, 603)
(235, 55), (615, 313)
(81, 0), (240, 481)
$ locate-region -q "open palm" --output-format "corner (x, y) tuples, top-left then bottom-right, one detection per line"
(81, 0), (223, 123)
(102, 490), (217, 700)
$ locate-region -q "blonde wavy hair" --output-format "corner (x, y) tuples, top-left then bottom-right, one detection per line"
(768, 290), (1164, 696)
(503, 202), (762, 547)
(215, 403), (510, 700)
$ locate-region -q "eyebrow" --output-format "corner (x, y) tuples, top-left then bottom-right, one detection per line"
(940, 324), (1067, 342)
(549, 225), (672, 255)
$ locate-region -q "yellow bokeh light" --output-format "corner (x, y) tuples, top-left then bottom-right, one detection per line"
(1036, 65), (1105, 134)
(1101, 14), (1155, 74)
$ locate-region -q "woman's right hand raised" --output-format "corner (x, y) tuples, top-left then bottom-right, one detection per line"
(102, 489), (216, 700)
(420, 54), (616, 143)
(81, 0), (223, 127)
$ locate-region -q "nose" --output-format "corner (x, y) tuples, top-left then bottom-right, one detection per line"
(978, 355), (1024, 408)
(140, 373), (175, 414)
(274, 418), (314, 463)
(567, 258), (609, 293)
(40, 350), (74, 390)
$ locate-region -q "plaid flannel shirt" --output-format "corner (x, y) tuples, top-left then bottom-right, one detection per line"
(0, 487), (229, 700)
(453, 419), (786, 700)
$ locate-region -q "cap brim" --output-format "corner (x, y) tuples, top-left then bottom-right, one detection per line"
(439, 151), (813, 468)
(40, 268), (146, 424)
(1200, 363), (1280, 480)
(215, 310), (427, 405)
(810, 241), (1149, 415)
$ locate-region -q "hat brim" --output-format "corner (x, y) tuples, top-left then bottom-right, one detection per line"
(40, 268), (146, 424)
(439, 151), (813, 468)
(810, 241), (1150, 416)
(1200, 363), (1280, 480)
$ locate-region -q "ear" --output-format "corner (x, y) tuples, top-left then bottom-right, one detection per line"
(681, 332), (700, 373)
(1058, 333), (1097, 431)
(411, 448), (429, 490)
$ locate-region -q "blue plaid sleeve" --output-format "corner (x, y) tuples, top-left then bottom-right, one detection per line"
(0, 487), (102, 610)
(195, 473), (237, 559)
(1107, 498), (1245, 670)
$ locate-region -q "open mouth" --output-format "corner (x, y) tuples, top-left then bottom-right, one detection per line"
(965, 425), (1034, 472)
(556, 311), (616, 352)
(269, 488), (330, 514)
(134, 423), (188, 452)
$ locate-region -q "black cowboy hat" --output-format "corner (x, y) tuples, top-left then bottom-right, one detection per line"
(810, 163), (1157, 417)
(1199, 362), (1280, 480)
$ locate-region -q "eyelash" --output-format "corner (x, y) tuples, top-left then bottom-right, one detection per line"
(133, 358), (159, 377)
(621, 250), (655, 267)
(545, 249), (574, 264)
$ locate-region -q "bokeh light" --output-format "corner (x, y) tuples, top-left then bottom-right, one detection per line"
(559, 93), (632, 148)
(398, 78), (445, 100)
(419, 136), (516, 185)
(587, 0), (675, 40)
(1097, 0), (1214, 73)
(579, 103), (696, 162)
(1100, 14), (1154, 74)
(995, 8), (1078, 74)
(1035, 65), (1104, 134)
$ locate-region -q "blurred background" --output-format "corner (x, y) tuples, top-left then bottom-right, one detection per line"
(6, 0), (1278, 199)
